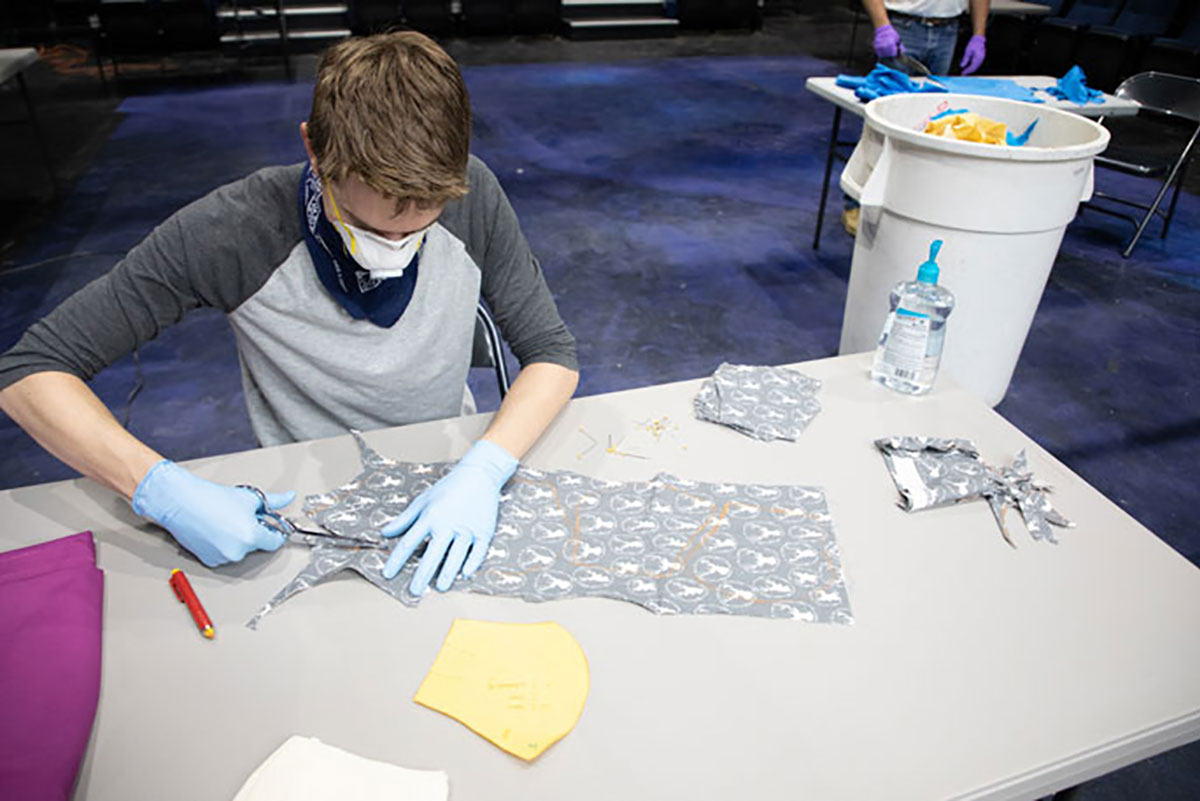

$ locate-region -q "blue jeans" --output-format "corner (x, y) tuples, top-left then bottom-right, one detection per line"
(882, 14), (960, 77)
(845, 15), (961, 215)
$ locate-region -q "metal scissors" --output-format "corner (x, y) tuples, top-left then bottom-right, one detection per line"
(238, 485), (391, 551)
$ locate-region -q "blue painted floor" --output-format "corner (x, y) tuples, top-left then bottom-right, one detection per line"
(1, 53), (1198, 798)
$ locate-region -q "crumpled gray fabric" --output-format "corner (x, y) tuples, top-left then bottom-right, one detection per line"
(247, 433), (854, 628)
(693, 363), (822, 441)
(983, 450), (1074, 545)
(874, 436), (991, 511)
(875, 436), (1074, 547)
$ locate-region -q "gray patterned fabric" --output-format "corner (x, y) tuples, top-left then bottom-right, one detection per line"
(874, 436), (991, 511)
(693, 364), (822, 442)
(247, 433), (853, 628)
(875, 436), (1074, 547)
(984, 450), (1074, 545)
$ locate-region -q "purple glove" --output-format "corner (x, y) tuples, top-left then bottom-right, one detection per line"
(960, 34), (986, 75)
(873, 24), (904, 59)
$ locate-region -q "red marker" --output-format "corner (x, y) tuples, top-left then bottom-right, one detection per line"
(169, 569), (214, 639)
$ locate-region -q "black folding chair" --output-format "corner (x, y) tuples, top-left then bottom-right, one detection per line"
(1027, 0), (1124, 78)
(1083, 71), (1200, 257)
(1139, 5), (1200, 76)
(472, 302), (511, 399)
(1071, 0), (1182, 91)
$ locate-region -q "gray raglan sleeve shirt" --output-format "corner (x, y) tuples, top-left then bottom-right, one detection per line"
(0, 157), (577, 395)
(439, 157), (578, 372)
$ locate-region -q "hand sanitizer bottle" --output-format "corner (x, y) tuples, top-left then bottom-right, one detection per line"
(870, 240), (955, 395)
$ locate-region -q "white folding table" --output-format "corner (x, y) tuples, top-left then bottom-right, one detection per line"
(2, 353), (1198, 800)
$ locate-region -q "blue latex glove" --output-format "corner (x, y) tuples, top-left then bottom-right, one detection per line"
(960, 35), (986, 76)
(1006, 119), (1039, 146)
(873, 24), (904, 59)
(1044, 65), (1105, 105)
(837, 64), (948, 102)
(934, 76), (1045, 103)
(380, 440), (518, 595)
(132, 460), (294, 567)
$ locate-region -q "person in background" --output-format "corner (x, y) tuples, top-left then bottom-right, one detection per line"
(864, 0), (990, 77)
(0, 32), (579, 597)
(843, 1), (990, 235)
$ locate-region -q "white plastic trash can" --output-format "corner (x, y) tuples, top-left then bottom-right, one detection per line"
(838, 93), (1110, 406)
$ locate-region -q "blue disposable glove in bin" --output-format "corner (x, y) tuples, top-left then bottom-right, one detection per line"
(380, 439), (519, 595)
(133, 460), (294, 567)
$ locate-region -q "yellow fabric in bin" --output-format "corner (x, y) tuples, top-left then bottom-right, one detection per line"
(924, 112), (1008, 145)
(413, 619), (590, 761)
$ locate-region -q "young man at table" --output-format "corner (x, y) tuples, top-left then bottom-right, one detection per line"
(0, 32), (578, 596)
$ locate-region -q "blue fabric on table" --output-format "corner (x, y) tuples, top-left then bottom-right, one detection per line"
(836, 64), (1048, 105)
(1040, 65), (1106, 105)
(836, 63), (947, 102)
(930, 76), (1045, 104)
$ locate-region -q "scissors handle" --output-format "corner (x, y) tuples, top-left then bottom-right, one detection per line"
(236, 484), (387, 550)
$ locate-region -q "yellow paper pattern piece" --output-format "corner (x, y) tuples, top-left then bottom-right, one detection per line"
(413, 619), (590, 761)
(924, 112), (1008, 145)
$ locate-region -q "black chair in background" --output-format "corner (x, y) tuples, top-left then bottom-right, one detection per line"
(983, 0), (1072, 75)
(1139, 6), (1200, 76)
(1072, 0), (1182, 91)
(473, 303), (511, 399)
(1083, 71), (1200, 257)
(1027, 0), (1124, 79)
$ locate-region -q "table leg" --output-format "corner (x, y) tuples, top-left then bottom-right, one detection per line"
(813, 105), (843, 251)
(17, 73), (58, 196)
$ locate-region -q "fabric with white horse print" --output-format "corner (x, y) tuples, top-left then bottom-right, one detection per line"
(248, 432), (853, 627)
(694, 363), (822, 442)
(875, 436), (1074, 548)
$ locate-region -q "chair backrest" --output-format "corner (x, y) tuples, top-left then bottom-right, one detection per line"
(472, 302), (511, 398)
(1064, 0), (1125, 26)
(1115, 71), (1200, 124)
(1111, 0), (1178, 37)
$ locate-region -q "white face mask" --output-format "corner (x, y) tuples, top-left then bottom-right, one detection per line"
(335, 220), (430, 280)
(324, 182), (432, 279)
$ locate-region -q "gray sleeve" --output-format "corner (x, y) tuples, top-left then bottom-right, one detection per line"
(440, 156), (578, 372)
(0, 165), (304, 391)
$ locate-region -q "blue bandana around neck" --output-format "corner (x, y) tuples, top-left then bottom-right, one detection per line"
(299, 163), (420, 328)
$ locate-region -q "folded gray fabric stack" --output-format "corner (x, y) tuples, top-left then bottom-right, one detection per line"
(693, 363), (822, 442)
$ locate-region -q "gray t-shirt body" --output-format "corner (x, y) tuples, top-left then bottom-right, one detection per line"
(0, 157), (577, 446)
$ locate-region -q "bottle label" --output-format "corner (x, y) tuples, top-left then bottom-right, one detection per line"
(883, 308), (930, 381)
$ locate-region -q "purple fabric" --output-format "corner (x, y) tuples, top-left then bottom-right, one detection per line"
(0, 532), (104, 801)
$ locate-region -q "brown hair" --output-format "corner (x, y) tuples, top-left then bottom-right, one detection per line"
(308, 31), (471, 209)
